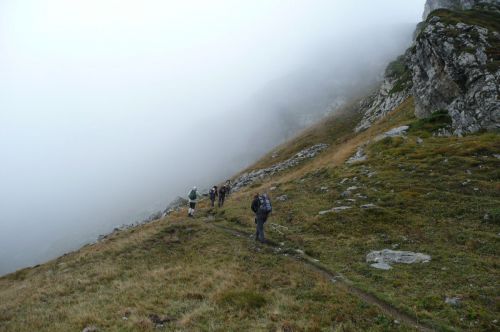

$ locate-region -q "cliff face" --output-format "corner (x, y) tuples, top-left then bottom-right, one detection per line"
(358, 4), (499, 135)
(409, 14), (500, 134)
(422, 0), (499, 19)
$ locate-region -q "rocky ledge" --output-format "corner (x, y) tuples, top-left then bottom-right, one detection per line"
(231, 143), (328, 192)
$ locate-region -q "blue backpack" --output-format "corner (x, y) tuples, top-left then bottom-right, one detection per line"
(258, 194), (272, 213)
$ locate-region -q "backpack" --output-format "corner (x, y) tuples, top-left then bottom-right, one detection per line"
(258, 194), (272, 213)
(189, 190), (197, 200)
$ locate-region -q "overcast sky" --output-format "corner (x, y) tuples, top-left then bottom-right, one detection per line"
(0, 0), (426, 275)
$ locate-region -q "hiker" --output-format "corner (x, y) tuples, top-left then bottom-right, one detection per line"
(225, 180), (231, 197)
(251, 193), (272, 243)
(209, 186), (218, 207)
(218, 185), (227, 207)
(187, 186), (199, 217)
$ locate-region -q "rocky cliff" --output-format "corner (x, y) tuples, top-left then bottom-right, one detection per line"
(355, 56), (412, 132)
(409, 11), (500, 134)
(358, 3), (499, 135)
(422, 0), (499, 19)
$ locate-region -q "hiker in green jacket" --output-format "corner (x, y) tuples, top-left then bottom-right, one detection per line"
(187, 186), (199, 217)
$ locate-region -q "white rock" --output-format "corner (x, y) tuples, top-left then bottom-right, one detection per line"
(445, 296), (461, 306)
(346, 147), (367, 164)
(370, 262), (392, 270)
(375, 126), (410, 141)
(366, 249), (431, 265)
(318, 206), (352, 215)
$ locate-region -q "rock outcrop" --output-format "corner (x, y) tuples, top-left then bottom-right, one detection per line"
(231, 144), (328, 192)
(357, 4), (499, 135)
(422, 0), (499, 20)
(164, 196), (189, 214)
(355, 57), (412, 132)
(367, 249), (431, 270)
(409, 13), (500, 135)
(346, 147), (367, 164)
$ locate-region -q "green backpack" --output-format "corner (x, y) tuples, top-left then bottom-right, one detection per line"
(189, 190), (197, 200)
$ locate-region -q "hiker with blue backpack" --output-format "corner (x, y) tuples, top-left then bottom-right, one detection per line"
(187, 186), (199, 217)
(251, 193), (272, 243)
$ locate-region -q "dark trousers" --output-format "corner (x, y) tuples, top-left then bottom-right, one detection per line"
(255, 213), (268, 243)
(210, 198), (215, 207)
(218, 196), (225, 207)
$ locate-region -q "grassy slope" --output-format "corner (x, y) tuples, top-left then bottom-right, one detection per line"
(219, 98), (500, 331)
(1, 96), (498, 331)
(0, 216), (417, 331)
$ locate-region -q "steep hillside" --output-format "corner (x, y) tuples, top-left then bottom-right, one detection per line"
(1, 3), (499, 332)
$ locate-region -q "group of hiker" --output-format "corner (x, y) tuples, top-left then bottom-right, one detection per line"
(186, 180), (272, 243)
(187, 180), (231, 217)
(208, 183), (230, 208)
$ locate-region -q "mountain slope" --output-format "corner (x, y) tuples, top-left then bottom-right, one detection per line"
(1, 3), (500, 332)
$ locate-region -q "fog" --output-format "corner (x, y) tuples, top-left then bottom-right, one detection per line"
(0, 0), (425, 275)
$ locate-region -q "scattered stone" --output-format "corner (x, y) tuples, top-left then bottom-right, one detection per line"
(367, 249), (431, 269)
(231, 143), (328, 192)
(82, 326), (98, 332)
(346, 186), (358, 191)
(276, 195), (288, 201)
(494, 154), (500, 160)
(340, 191), (352, 198)
(416, 137), (424, 144)
(346, 147), (367, 164)
(340, 178), (349, 184)
(269, 186), (277, 191)
(361, 203), (377, 209)
(320, 186), (329, 192)
(434, 128), (453, 137)
(319, 206), (352, 215)
(445, 296), (461, 306)
(391, 243), (400, 249)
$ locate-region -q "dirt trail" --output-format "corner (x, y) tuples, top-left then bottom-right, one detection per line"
(209, 222), (436, 332)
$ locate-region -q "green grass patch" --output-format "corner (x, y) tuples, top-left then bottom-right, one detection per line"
(409, 110), (452, 133)
(217, 290), (267, 310)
